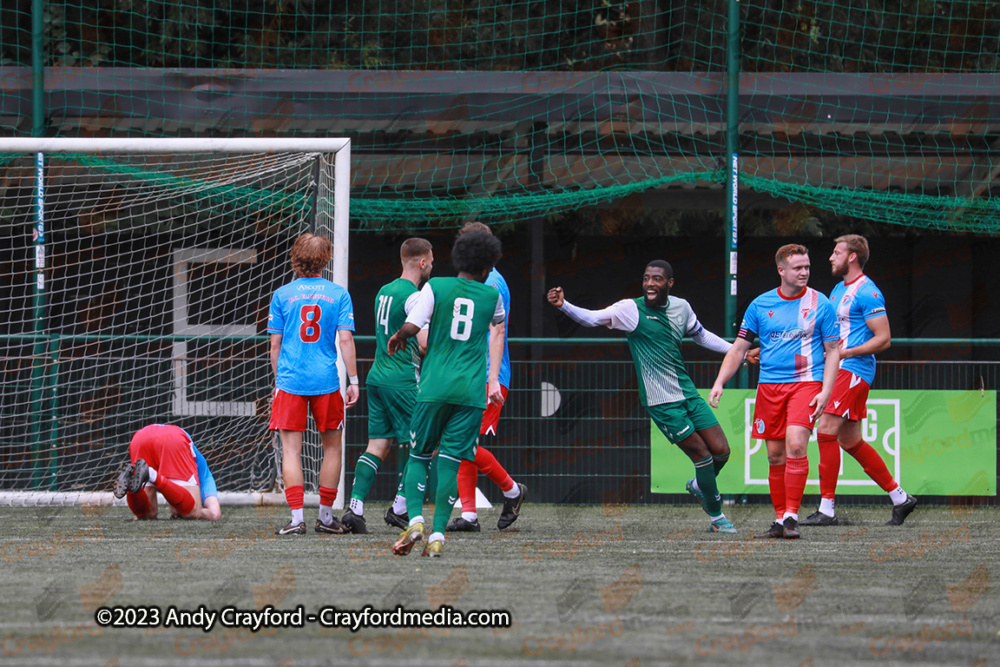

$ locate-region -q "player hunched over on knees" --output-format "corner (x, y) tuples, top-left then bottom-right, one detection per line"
(710, 244), (840, 540)
(548, 260), (748, 534)
(114, 424), (222, 521)
(387, 230), (506, 557)
(448, 222), (526, 534)
(340, 238), (434, 534)
(267, 233), (359, 536)
(799, 235), (917, 527)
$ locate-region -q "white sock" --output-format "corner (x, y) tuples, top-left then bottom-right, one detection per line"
(461, 511), (477, 522)
(318, 505), (333, 524)
(392, 495), (408, 514)
(291, 508), (304, 525)
(147, 467), (158, 484)
(709, 513), (725, 522)
(503, 484), (521, 499)
(819, 497), (835, 516)
(349, 498), (364, 515)
(428, 532), (445, 543)
(783, 512), (798, 522)
(408, 515), (424, 527)
(889, 487), (908, 505)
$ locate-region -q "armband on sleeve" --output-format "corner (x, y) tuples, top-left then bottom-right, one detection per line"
(736, 327), (755, 342)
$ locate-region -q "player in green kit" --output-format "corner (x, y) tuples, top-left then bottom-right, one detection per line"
(388, 230), (506, 557)
(548, 261), (754, 534)
(341, 238), (433, 534)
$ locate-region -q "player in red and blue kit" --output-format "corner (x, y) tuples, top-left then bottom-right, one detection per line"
(268, 233), (359, 536)
(114, 424), (221, 521)
(711, 244), (840, 539)
(800, 235), (917, 527)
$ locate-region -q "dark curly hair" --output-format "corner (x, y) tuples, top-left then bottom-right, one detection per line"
(452, 229), (502, 278)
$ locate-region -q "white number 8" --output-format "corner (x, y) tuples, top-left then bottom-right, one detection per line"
(450, 298), (475, 341)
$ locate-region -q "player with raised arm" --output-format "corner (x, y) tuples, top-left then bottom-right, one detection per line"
(389, 230), (506, 557)
(547, 260), (743, 534)
(800, 235), (917, 527)
(114, 424), (221, 521)
(709, 244), (840, 540)
(340, 238), (434, 534)
(268, 233), (359, 536)
(448, 222), (526, 533)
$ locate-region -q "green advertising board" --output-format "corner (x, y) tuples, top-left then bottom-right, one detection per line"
(651, 390), (996, 496)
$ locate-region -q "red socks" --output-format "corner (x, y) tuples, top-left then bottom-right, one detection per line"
(153, 477), (195, 516)
(126, 491), (150, 518)
(784, 456), (809, 517)
(768, 463), (786, 521)
(845, 440), (898, 492)
(458, 446), (515, 513)
(284, 484), (305, 510)
(319, 485), (337, 508)
(817, 433), (840, 500)
(457, 461), (478, 513)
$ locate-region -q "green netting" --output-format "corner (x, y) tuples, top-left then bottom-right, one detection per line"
(1, 1), (999, 232)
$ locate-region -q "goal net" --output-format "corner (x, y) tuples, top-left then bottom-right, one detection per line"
(0, 138), (351, 506)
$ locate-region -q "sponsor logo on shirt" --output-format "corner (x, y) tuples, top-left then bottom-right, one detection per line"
(297, 284), (324, 291)
(769, 329), (809, 341)
(767, 310), (774, 318)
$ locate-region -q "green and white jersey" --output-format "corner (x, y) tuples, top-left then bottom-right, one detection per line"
(405, 277), (505, 409)
(367, 278), (422, 388)
(559, 296), (731, 406)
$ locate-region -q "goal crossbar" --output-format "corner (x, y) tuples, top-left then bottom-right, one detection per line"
(0, 137), (351, 154)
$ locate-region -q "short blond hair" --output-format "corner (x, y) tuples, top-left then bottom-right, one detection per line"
(834, 234), (870, 268)
(775, 243), (808, 266)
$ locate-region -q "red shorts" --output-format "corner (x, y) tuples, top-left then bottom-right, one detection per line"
(823, 369), (870, 421)
(480, 385), (509, 435)
(269, 389), (345, 432)
(753, 382), (823, 440)
(129, 424), (197, 483)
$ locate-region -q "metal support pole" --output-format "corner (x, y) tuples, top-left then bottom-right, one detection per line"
(31, 0), (45, 138)
(29, 153), (46, 488)
(725, 0), (749, 389)
(724, 0), (740, 339)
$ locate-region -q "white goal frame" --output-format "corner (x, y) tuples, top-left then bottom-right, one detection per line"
(0, 137), (352, 507)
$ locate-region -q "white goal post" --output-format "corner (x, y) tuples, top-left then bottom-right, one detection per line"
(0, 137), (352, 508)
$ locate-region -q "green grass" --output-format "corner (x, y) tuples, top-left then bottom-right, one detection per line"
(0, 503), (997, 666)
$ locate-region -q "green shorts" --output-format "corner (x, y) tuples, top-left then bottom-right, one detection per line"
(367, 384), (416, 443)
(647, 396), (719, 445)
(408, 401), (483, 461)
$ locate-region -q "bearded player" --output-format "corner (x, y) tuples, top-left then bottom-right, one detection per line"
(799, 235), (917, 527)
(340, 238), (433, 533)
(548, 260), (742, 534)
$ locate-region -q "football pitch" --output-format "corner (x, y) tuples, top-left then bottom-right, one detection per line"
(0, 503), (996, 667)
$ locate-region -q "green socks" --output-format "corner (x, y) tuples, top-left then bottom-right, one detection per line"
(695, 455), (723, 516)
